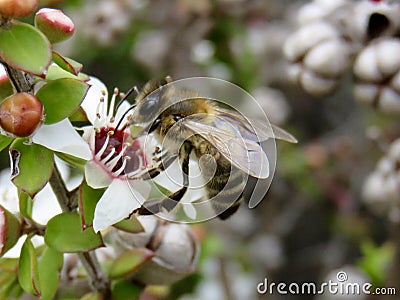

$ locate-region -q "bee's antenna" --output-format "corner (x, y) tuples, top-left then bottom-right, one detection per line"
(114, 85), (141, 130)
(115, 86), (139, 110)
(115, 103), (136, 131)
(123, 86), (140, 101)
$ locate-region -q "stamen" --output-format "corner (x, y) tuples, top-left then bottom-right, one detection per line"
(113, 157), (128, 176)
(108, 88), (118, 122)
(100, 147), (115, 164)
(102, 95), (108, 123)
(94, 97), (106, 128)
(106, 145), (128, 170)
(95, 134), (110, 160)
(125, 167), (143, 179)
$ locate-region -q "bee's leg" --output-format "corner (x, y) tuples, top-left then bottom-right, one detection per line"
(134, 142), (192, 215)
(128, 152), (178, 180)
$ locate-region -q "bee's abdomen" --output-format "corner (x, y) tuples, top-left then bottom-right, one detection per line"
(206, 164), (245, 220)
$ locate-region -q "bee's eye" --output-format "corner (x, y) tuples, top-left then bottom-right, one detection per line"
(173, 114), (183, 122)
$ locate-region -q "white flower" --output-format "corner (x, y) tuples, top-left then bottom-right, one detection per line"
(80, 78), (151, 232)
(32, 118), (92, 159)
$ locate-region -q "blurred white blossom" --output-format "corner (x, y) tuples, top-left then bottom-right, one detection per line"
(284, 0), (400, 98)
(110, 215), (199, 285)
(284, 21), (350, 96)
(354, 38), (400, 113)
(362, 138), (400, 219)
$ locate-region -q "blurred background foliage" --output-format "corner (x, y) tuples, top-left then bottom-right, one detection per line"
(3, 0), (399, 299)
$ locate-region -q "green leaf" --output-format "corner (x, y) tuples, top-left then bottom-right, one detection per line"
(357, 241), (394, 286)
(0, 257), (18, 272)
(0, 258), (22, 299)
(77, 72), (90, 82)
(113, 215), (144, 234)
(38, 247), (63, 300)
(52, 51), (82, 75)
(10, 139), (54, 198)
(109, 248), (155, 279)
(0, 134), (13, 152)
(78, 182), (104, 230)
(18, 237), (41, 297)
(0, 205), (21, 257)
(0, 76), (13, 100)
(46, 64), (80, 81)
(0, 23), (51, 76)
(0, 273), (19, 299)
(112, 280), (142, 300)
(69, 107), (89, 124)
(18, 190), (33, 219)
(45, 212), (104, 252)
(36, 78), (90, 124)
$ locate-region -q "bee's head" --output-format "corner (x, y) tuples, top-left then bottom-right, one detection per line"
(130, 77), (215, 136)
(129, 77), (172, 125)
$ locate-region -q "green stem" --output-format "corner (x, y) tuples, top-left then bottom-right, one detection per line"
(4, 61), (111, 297)
(3, 63), (32, 93)
(21, 218), (46, 236)
(49, 155), (111, 297)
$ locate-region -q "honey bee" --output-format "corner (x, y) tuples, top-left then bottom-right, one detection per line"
(127, 77), (297, 219)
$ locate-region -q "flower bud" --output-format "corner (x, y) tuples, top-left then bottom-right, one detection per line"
(284, 21), (350, 96)
(283, 21), (339, 62)
(345, 0), (400, 42)
(110, 216), (199, 285)
(353, 38), (400, 113)
(362, 139), (400, 217)
(0, 0), (38, 18)
(0, 67), (12, 100)
(300, 68), (339, 96)
(297, 0), (347, 25)
(304, 39), (349, 78)
(35, 8), (75, 44)
(0, 205), (21, 256)
(0, 92), (44, 137)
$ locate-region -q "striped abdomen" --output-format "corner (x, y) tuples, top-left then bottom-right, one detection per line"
(204, 157), (245, 220)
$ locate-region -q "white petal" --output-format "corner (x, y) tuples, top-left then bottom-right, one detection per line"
(112, 100), (132, 127)
(81, 77), (109, 124)
(85, 160), (113, 189)
(32, 184), (62, 225)
(0, 169), (19, 214)
(93, 179), (150, 232)
(32, 119), (91, 160)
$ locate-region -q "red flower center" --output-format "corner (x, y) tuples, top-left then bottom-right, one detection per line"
(94, 126), (146, 175)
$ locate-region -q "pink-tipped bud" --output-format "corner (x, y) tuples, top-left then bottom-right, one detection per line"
(0, 92), (44, 137)
(0, 0), (38, 18)
(34, 8), (74, 44)
(0, 205), (21, 256)
(0, 69), (12, 99)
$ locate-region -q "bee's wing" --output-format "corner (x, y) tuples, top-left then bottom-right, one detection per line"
(181, 116), (270, 179)
(213, 107), (297, 143)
